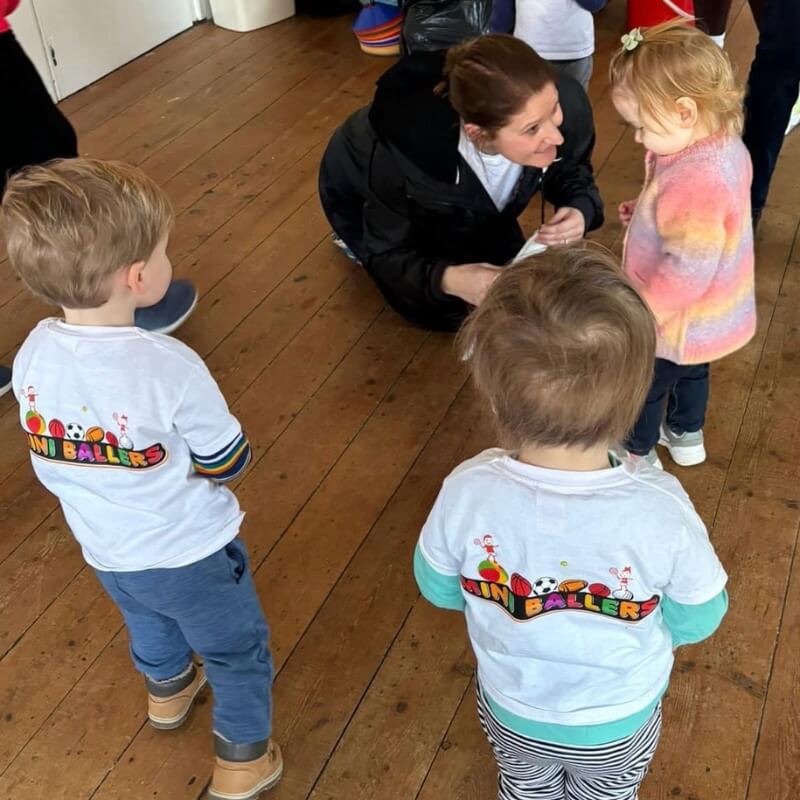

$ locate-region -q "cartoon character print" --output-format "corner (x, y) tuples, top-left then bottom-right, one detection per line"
(609, 566), (634, 600)
(475, 535), (509, 584)
(112, 412), (133, 449)
(20, 385), (46, 435)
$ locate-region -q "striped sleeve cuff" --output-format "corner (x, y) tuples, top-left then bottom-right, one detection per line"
(191, 432), (252, 482)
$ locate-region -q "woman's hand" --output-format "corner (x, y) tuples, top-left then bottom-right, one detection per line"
(618, 199), (638, 226)
(441, 263), (503, 307)
(536, 207), (586, 246)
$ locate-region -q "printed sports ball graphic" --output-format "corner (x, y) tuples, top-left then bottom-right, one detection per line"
(48, 419), (66, 438)
(478, 559), (509, 583)
(532, 576), (559, 596)
(510, 573), (532, 597)
(85, 426), (105, 443)
(65, 423), (85, 441)
(25, 410), (46, 434)
(558, 579), (588, 593)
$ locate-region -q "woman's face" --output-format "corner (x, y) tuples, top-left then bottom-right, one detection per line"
(485, 83), (565, 167)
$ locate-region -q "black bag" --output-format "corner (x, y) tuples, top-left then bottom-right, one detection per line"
(296, 0), (361, 15)
(402, 0), (493, 53)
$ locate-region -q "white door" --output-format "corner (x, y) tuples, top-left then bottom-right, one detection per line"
(8, 1), (56, 99)
(30, 0), (195, 99)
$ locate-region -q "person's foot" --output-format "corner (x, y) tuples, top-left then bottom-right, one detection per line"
(209, 739), (283, 800)
(146, 663), (207, 730)
(626, 448), (663, 470)
(135, 279), (198, 335)
(659, 425), (706, 467)
(0, 365), (11, 398)
(331, 233), (363, 266)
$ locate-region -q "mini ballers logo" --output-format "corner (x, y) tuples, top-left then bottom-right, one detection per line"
(464, 535), (660, 624)
(21, 387), (167, 471)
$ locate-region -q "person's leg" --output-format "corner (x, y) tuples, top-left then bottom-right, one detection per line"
(157, 538), (280, 798)
(0, 31), (197, 336)
(0, 32), (77, 194)
(172, 539), (273, 750)
(693, 0), (734, 38)
(105, 539), (280, 798)
(743, 0), (800, 222)
(548, 57), (593, 91)
(565, 706), (662, 800)
(93, 568), (205, 730)
(94, 569), (194, 679)
(658, 363), (709, 466)
(0, 365), (11, 397)
(476, 683), (567, 800)
(666, 363), (710, 435)
(625, 359), (679, 457)
(548, 56), (594, 92)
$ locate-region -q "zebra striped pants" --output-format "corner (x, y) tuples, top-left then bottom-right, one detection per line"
(476, 683), (662, 800)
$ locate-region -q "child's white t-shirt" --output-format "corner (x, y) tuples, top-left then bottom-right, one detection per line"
(12, 320), (245, 572)
(418, 449), (727, 725)
(514, 0), (595, 61)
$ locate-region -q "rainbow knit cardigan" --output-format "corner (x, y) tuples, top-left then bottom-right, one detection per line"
(623, 134), (756, 365)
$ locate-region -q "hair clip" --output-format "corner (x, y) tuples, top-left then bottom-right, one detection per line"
(621, 28), (644, 52)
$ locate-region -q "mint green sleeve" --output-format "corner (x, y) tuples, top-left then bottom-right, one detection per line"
(414, 544), (465, 612)
(662, 589), (728, 647)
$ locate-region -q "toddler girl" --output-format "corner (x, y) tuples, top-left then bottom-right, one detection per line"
(611, 21), (756, 467)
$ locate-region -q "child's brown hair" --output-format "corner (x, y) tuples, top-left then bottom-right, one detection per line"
(458, 246), (656, 450)
(609, 20), (743, 136)
(1, 158), (173, 309)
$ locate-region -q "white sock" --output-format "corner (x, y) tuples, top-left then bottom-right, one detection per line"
(710, 33), (726, 48)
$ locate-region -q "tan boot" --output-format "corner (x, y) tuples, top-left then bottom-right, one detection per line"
(146, 664), (207, 730)
(208, 740), (283, 800)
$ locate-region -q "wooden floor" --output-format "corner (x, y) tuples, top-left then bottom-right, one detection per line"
(1, 3), (798, 798)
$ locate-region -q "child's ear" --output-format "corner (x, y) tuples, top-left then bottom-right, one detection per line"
(123, 261), (148, 295)
(675, 97), (699, 128)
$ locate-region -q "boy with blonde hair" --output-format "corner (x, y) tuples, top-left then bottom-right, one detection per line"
(415, 248), (728, 800)
(2, 159), (280, 800)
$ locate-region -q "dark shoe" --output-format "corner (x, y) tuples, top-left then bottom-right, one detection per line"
(135, 279), (198, 335)
(146, 664), (207, 730)
(209, 739), (283, 800)
(0, 365), (11, 398)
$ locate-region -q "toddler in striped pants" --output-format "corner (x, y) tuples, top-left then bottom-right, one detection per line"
(414, 247), (728, 800)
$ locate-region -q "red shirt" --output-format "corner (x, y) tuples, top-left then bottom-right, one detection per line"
(0, 0), (21, 34)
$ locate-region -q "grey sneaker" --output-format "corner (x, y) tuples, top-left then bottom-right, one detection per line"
(617, 446), (663, 470)
(659, 425), (706, 466)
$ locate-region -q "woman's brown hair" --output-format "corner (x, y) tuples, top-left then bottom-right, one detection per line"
(438, 34), (556, 135)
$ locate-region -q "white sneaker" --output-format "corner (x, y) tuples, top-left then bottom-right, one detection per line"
(659, 425), (706, 466)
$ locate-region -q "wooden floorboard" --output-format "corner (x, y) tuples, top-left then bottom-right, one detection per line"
(0, 5), (798, 800)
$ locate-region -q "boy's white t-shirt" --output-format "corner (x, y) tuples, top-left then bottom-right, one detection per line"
(418, 449), (727, 725)
(514, 0), (595, 61)
(12, 319), (245, 572)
